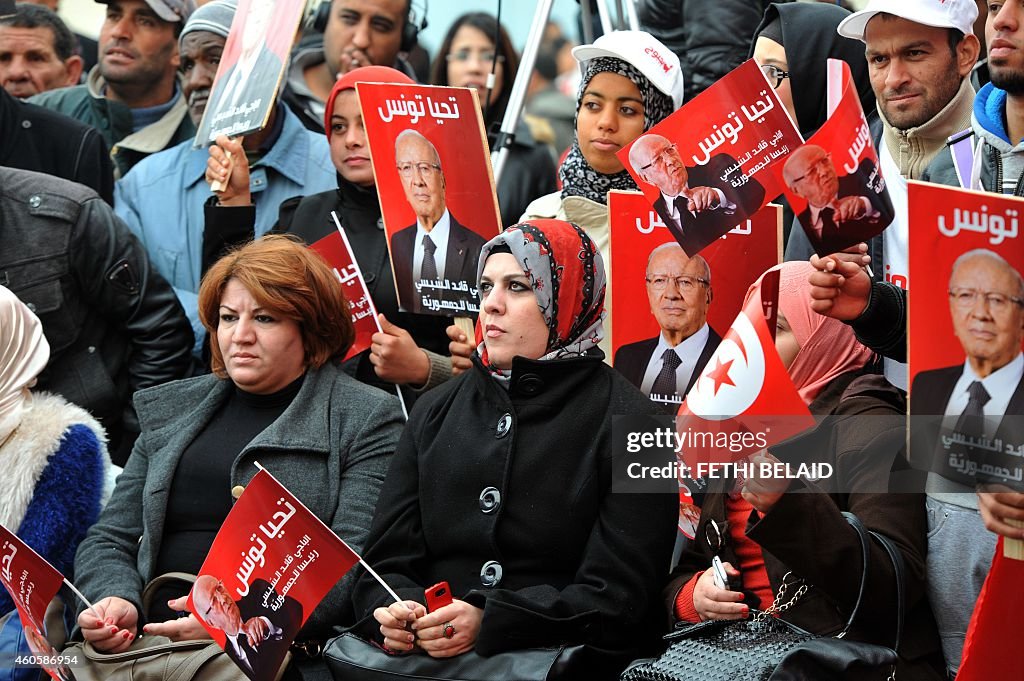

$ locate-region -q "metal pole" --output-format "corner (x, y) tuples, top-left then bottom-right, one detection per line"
(580, 0), (595, 45)
(595, 0), (614, 35)
(491, 0), (555, 186)
(624, 0), (639, 30)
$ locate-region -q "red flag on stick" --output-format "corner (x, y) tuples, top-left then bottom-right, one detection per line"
(0, 524), (75, 680)
(186, 468), (361, 681)
(956, 531), (1024, 680)
(676, 284), (814, 474)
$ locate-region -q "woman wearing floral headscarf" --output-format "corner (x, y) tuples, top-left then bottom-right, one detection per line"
(0, 285), (110, 678)
(351, 219), (677, 679)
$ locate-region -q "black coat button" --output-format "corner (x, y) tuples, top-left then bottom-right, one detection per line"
(480, 560), (503, 587)
(479, 487), (501, 513)
(518, 374), (544, 395)
(495, 413), (512, 439)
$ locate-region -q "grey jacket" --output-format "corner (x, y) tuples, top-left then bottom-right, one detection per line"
(73, 363), (404, 638)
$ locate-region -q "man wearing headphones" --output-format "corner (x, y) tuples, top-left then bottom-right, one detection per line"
(283, 0), (422, 131)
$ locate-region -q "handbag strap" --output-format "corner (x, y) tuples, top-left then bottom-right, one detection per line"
(868, 528), (906, 652)
(141, 572), (197, 619)
(838, 513), (905, 652)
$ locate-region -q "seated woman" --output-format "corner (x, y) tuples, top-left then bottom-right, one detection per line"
(431, 11), (557, 226)
(521, 31), (681, 358)
(72, 236), (404, 674)
(350, 219), (677, 679)
(664, 262), (944, 679)
(205, 67), (465, 398)
(0, 286), (111, 681)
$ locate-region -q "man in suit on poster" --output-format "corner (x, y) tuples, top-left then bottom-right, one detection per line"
(629, 133), (765, 256)
(783, 144), (891, 255)
(192, 574), (302, 680)
(614, 243), (720, 409)
(389, 129), (487, 314)
(909, 249), (1024, 676)
(202, 0), (282, 141)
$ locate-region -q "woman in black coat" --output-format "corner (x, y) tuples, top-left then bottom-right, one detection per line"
(350, 219), (677, 679)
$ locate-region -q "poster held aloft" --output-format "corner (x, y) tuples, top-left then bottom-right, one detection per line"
(195, 0), (304, 148)
(619, 59), (801, 258)
(907, 181), (1024, 492)
(776, 59), (894, 257)
(357, 83), (503, 317)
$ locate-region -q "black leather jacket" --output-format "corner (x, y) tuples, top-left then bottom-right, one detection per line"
(0, 167), (193, 463)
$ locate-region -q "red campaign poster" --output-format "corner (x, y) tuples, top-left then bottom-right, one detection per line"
(618, 59), (801, 258)
(907, 180), (1024, 489)
(0, 524), (71, 680)
(358, 82), (501, 317)
(775, 59), (893, 256)
(676, 287), (814, 472)
(608, 189), (782, 410)
(187, 469), (360, 681)
(194, 0), (303, 145)
(308, 227), (381, 361)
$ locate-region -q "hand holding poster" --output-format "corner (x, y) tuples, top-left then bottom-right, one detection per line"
(619, 59), (801, 257)
(776, 59), (893, 256)
(0, 524), (75, 680)
(308, 221), (381, 362)
(608, 190), (782, 411)
(194, 0), (304, 145)
(908, 181), (1024, 491)
(358, 83), (502, 317)
(187, 469), (360, 681)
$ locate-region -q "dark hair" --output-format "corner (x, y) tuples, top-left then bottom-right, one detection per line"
(198, 235), (355, 378)
(430, 12), (519, 129)
(0, 3), (76, 61)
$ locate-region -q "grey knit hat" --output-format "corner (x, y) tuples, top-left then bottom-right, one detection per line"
(179, 0), (237, 47)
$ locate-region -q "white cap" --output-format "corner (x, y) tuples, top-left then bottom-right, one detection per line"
(837, 0), (977, 42)
(572, 31), (685, 109)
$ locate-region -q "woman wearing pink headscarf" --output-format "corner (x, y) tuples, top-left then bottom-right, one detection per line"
(0, 285), (111, 678)
(663, 262), (945, 680)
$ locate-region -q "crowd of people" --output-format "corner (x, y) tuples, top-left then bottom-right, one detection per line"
(0, 0), (1020, 680)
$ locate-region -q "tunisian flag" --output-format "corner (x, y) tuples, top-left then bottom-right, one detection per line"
(956, 535), (1024, 680)
(0, 523), (70, 681)
(308, 226), (382, 361)
(676, 280), (813, 471)
(187, 469), (361, 681)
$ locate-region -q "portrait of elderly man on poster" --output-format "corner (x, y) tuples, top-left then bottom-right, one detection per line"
(783, 144), (892, 256)
(198, 0), (285, 143)
(192, 574), (302, 681)
(628, 133), (765, 257)
(388, 129), (487, 315)
(614, 243), (721, 410)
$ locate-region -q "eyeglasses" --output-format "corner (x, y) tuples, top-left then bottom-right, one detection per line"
(949, 288), (1024, 313)
(645, 274), (709, 292)
(446, 50), (505, 65)
(788, 154), (833, 186)
(639, 143), (679, 172)
(396, 162), (441, 178)
(760, 63), (789, 90)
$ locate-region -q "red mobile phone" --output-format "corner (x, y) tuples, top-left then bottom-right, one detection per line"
(425, 581), (453, 612)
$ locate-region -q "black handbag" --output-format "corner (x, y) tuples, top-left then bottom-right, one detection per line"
(323, 630), (588, 681)
(621, 513), (904, 681)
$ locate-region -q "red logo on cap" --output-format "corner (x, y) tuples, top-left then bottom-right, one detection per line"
(644, 47), (672, 74)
